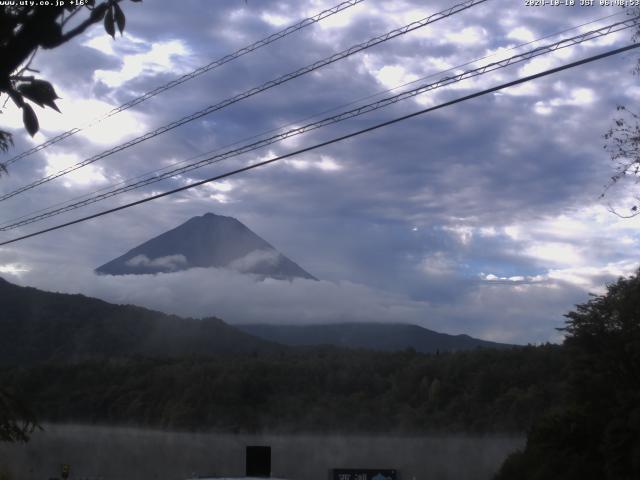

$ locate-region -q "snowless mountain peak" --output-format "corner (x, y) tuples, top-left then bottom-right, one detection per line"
(95, 213), (316, 280)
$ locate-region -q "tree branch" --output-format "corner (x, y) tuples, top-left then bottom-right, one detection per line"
(50, 2), (111, 48)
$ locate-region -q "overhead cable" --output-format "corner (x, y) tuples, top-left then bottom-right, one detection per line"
(1, 41), (637, 247)
(0, 0), (490, 202)
(0, 0), (365, 167)
(2, 16), (637, 232)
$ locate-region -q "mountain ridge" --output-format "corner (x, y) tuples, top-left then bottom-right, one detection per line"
(0, 277), (281, 366)
(95, 212), (316, 280)
(0, 278), (513, 367)
(237, 322), (515, 353)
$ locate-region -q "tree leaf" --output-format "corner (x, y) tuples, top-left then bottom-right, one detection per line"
(89, 3), (107, 21)
(7, 89), (24, 108)
(114, 3), (126, 34)
(104, 6), (115, 38)
(38, 22), (63, 49)
(130, 0), (143, 3)
(22, 104), (39, 137)
(17, 80), (61, 112)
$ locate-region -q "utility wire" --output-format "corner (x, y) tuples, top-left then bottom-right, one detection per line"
(5, 6), (621, 227)
(0, 0), (365, 167)
(0, 7), (624, 232)
(0, 8), (624, 230)
(1, 42), (637, 247)
(0, 0), (490, 202)
(10, 4), (625, 227)
(1, 16), (637, 232)
(7, 8), (619, 226)
(0, 12), (625, 231)
(3, 10), (621, 230)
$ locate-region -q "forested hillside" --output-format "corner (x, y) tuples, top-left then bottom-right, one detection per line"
(0, 345), (567, 434)
(0, 277), (279, 365)
(495, 271), (640, 480)
(0, 277), (567, 435)
(0, 277), (512, 365)
(238, 323), (513, 353)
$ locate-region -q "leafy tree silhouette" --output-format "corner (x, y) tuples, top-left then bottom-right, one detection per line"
(0, 0), (141, 157)
(0, 0), (140, 441)
(602, 6), (640, 217)
(0, 388), (38, 442)
(495, 270), (640, 480)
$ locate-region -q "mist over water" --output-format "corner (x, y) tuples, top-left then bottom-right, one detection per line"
(0, 424), (523, 480)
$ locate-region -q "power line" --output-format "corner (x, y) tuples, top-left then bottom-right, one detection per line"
(0, 0), (365, 167)
(2, 16), (636, 232)
(4, 8), (621, 228)
(15, 8), (621, 224)
(1, 42), (637, 247)
(3, 10), (616, 231)
(0, 0), (489, 202)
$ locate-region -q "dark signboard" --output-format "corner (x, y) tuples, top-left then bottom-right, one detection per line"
(246, 445), (271, 477)
(332, 469), (397, 480)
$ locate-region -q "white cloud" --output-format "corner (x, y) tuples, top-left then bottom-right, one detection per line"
(518, 55), (558, 78)
(125, 254), (188, 270)
(44, 152), (108, 187)
(445, 26), (487, 46)
(525, 242), (583, 267)
(507, 27), (535, 43)
(550, 88), (596, 107)
(0, 263), (29, 275)
(86, 35), (191, 89)
(442, 225), (473, 245)
(479, 226), (497, 237)
(315, 0), (366, 30)
(1, 95), (144, 145)
(228, 249), (280, 273)
(0, 263), (587, 344)
(374, 64), (419, 90)
(481, 273), (544, 284)
(260, 12), (292, 27)
(285, 155), (343, 172)
(546, 261), (638, 292)
(210, 193), (230, 203)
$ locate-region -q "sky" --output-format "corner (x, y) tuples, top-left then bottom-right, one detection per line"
(1, 0), (640, 344)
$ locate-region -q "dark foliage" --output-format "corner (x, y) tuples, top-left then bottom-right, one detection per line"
(603, 106), (640, 216)
(0, 344), (568, 435)
(0, 1), (141, 439)
(0, 0), (140, 161)
(601, 7), (640, 216)
(0, 276), (570, 436)
(495, 270), (640, 480)
(0, 387), (38, 442)
(0, 277), (281, 366)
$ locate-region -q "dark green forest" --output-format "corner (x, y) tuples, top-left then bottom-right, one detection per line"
(0, 277), (280, 366)
(1, 271), (639, 479)
(0, 277), (562, 439)
(0, 345), (566, 434)
(495, 271), (640, 480)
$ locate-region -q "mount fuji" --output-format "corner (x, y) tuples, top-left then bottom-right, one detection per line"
(95, 212), (316, 281)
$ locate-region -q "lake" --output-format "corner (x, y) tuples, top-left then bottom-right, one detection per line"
(0, 424), (523, 480)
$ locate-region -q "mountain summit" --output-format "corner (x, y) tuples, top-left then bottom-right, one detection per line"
(95, 213), (316, 280)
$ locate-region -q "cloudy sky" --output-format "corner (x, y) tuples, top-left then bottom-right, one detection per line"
(1, 0), (640, 344)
